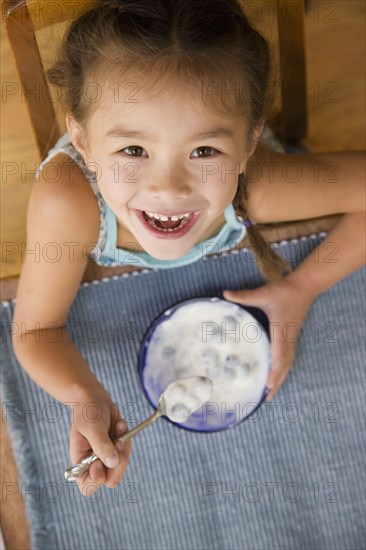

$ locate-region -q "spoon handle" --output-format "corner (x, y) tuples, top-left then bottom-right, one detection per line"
(119, 409), (162, 442)
(64, 409), (161, 481)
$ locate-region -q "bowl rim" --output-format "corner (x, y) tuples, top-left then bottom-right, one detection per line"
(138, 296), (271, 433)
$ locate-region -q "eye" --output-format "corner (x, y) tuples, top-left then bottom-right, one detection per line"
(191, 146), (219, 158)
(120, 145), (148, 157)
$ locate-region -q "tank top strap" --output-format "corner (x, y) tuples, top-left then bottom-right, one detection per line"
(35, 133), (100, 194)
(34, 132), (108, 262)
(101, 201), (119, 260)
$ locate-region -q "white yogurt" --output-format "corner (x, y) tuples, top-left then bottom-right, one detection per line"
(163, 376), (214, 423)
(144, 299), (271, 426)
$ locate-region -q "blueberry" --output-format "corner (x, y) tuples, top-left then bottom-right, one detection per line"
(201, 348), (219, 366)
(161, 345), (177, 360)
(238, 362), (251, 377)
(224, 354), (240, 368)
(223, 314), (238, 329)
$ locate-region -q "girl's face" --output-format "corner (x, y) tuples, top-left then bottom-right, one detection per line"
(67, 79), (255, 260)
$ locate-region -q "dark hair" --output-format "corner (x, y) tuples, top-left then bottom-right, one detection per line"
(47, 0), (292, 281)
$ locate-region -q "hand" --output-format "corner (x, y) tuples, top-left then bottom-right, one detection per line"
(223, 277), (314, 401)
(69, 384), (132, 496)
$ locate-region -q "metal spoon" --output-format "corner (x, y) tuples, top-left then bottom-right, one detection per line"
(64, 376), (212, 481)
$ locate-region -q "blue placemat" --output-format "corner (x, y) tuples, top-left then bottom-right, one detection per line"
(1, 233), (365, 550)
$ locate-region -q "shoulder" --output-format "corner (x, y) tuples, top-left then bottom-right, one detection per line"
(13, 153), (101, 330)
(31, 152), (100, 245)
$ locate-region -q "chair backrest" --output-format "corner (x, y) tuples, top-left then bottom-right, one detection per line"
(2, 0), (307, 159)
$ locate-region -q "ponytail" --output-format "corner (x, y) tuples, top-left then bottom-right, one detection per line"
(233, 172), (293, 282)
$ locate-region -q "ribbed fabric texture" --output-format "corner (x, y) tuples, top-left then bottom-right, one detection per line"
(1, 234), (365, 550)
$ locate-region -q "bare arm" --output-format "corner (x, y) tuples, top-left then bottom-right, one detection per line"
(287, 211), (365, 299)
(12, 153), (101, 401)
(247, 146), (366, 296)
(12, 154), (131, 492)
(248, 146), (365, 222)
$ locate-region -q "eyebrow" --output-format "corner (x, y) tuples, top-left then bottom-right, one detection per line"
(105, 126), (235, 141)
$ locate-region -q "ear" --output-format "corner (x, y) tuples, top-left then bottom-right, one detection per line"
(248, 120), (265, 157)
(239, 120), (266, 172)
(65, 113), (93, 164)
(253, 120), (265, 144)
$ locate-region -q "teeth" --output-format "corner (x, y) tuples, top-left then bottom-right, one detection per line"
(145, 210), (193, 233)
(170, 213), (191, 221)
(145, 211), (191, 221)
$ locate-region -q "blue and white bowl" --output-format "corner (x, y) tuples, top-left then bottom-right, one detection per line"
(139, 297), (271, 432)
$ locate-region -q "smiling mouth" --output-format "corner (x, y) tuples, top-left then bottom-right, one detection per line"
(142, 211), (193, 231)
(135, 209), (201, 239)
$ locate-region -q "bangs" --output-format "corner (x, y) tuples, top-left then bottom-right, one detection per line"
(85, 45), (250, 123)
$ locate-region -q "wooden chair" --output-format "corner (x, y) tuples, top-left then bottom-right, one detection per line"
(0, 0), (342, 290)
(0, 2), (342, 548)
(2, 0), (308, 159)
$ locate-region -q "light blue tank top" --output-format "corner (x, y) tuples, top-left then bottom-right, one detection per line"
(95, 199), (246, 268)
(35, 127), (284, 269)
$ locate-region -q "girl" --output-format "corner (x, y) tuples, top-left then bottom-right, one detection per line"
(12, 0), (365, 496)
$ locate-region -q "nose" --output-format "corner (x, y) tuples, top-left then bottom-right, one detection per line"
(147, 171), (192, 201)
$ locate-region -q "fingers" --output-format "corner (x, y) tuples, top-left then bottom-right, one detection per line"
(223, 287), (267, 308)
(70, 405), (132, 495)
(88, 459), (107, 485)
(224, 281), (311, 405)
(79, 428), (131, 494)
(266, 367), (290, 401)
(265, 342), (295, 401)
(89, 419), (129, 484)
(86, 418), (127, 470)
(266, 374), (283, 401)
(104, 438), (132, 489)
(86, 418), (128, 470)
(104, 420), (132, 489)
